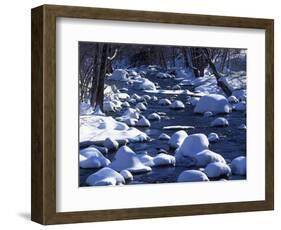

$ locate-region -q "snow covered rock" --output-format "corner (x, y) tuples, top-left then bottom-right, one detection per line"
(193, 149), (226, 167)
(238, 124), (247, 130)
(231, 156), (246, 176)
(233, 101), (246, 111)
(211, 117), (229, 127)
(204, 162), (231, 178)
(136, 102), (147, 111)
(204, 111), (213, 117)
(148, 113), (161, 121)
(120, 170), (133, 180)
(153, 153), (176, 166)
(103, 101), (117, 112)
(122, 108), (140, 120)
(228, 95), (239, 104)
(138, 78), (156, 90)
(124, 118), (138, 126)
(110, 69), (128, 81)
(191, 97), (200, 106)
(177, 170), (209, 182)
(80, 146), (111, 169)
(168, 130), (188, 148)
(159, 98), (172, 106)
(104, 137), (119, 151)
(109, 146), (151, 173)
(194, 94), (231, 114)
(142, 95), (151, 101)
(86, 167), (125, 186)
(208, 132), (219, 142)
(122, 101), (130, 107)
(132, 93), (142, 101)
(170, 100), (185, 110)
(158, 133), (170, 140)
(135, 117), (151, 127)
(151, 96), (158, 101)
(137, 152), (155, 167)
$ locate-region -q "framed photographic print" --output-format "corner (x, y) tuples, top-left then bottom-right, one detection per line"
(31, 4), (274, 225)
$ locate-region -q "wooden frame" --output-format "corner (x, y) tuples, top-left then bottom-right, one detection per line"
(31, 4), (274, 225)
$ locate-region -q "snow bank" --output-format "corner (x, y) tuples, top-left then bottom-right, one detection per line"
(109, 146), (152, 173)
(231, 156), (246, 176)
(110, 69), (128, 81)
(211, 117), (229, 127)
(170, 100), (185, 110)
(86, 167), (125, 186)
(177, 170), (209, 182)
(204, 162), (231, 178)
(194, 94), (231, 114)
(168, 130), (188, 148)
(148, 113), (161, 121)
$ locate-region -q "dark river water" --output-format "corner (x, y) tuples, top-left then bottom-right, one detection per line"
(80, 74), (246, 186)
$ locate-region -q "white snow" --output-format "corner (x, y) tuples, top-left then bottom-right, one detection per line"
(103, 137), (119, 151)
(177, 170), (209, 182)
(103, 101), (118, 112)
(124, 118), (138, 126)
(110, 69), (128, 81)
(208, 132), (219, 142)
(228, 95), (239, 104)
(80, 102), (94, 115)
(86, 167), (125, 186)
(122, 101), (130, 107)
(231, 156), (246, 176)
(148, 113), (161, 121)
(170, 100), (185, 109)
(193, 75), (225, 95)
(79, 147), (111, 169)
(108, 146), (152, 173)
(136, 102), (147, 111)
(158, 133), (170, 140)
(168, 130), (188, 148)
(137, 152), (175, 167)
(135, 117), (151, 127)
(120, 169), (133, 180)
(194, 94), (231, 114)
(137, 78), (156, 91)
(121, 108), (140, 120)
(193, 149), (226, 167)
(211, 117), (229, 127)
(159, 98), (171, 105)
(204, 162), (231, 178)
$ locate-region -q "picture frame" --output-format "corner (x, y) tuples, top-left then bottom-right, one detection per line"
(31, 4), (274, 225)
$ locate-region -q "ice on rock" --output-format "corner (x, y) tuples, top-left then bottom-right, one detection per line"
(104, 137), (119, 151)
(109, 146), (152, 173)
(135, 117), (151, 127)
(168, 130), (188, 148)
(110, 69), (128, 81)
(148, 113), (161, 121)
(136, 102), (147, 111)
(170, 100), (185, 110)
(204, 111), (213, 117)
(191, 97), (200, 106)
(159, 98), (172, 106)
(211, 117), (229, 127)
(80, 147), (111, 169)
(177, 170), (209, 182)
(86, 167), (125, 186)
(228, 95), (239, 104)
(233, 101), (246, 111)
(176, 134), (209, 156)
(153, 153), (176, 166)
(208, 132), (219, 142)
(231, 156), (246, 176)
(204, 162), (231, 178)
(158, 133), (170, 140)
(194, 94), (231, 114)
(120, 170), (133, 180)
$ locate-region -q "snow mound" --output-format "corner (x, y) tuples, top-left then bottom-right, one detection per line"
(110, 69), (128, 81)
(168, 130), (188, 148)
(153, 153), (176, 166)
(204, 111), (213, 117)
(109, 146), (152, 173)
(159, 98), (171, 106)
(148, 113), (161, 121)
(204, 162), (231, 178)
(211, 117), (229, 127)
(193, 149), (226, 167)
(194, 94), (231, 114)
(233, 101), (246, 111)
(136, 102), (147, 111)
(86, 167), (125, 186)
(136, 117), (151, 127)
(177, 170), (209, 182)
(228, 95), (239, 104)
(208, 133), (219, 142)
(170, 100), (185, 110)
(120, 170), (133, 180)
(104, 137), (119, 151)
(158, 133), (170, 140)
(138, 78), (156, 90)
(231, 156), (246, 175)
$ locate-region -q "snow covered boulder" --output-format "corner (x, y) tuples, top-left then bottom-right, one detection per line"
(193, 149), (226, 167)
(138, 78), (156, 90)
(120, 170), (133, 180)
(176, 134), (209, 156)
(86, 167), (125, 186)
(211, 117), (229, 127)
(104, 137), (119, 151)
(80, 147), (111, 169)
(153, 153), (176, 166)
(208, 133), (219, 142)
(194, 94), (231, 114)
(135, 117), (151, 127)
(228, 95), (239, 104)
(204, 162), (231, 178)
(151, 96), (158, 101)
(124, 118), (138, 126)
(159, 98), (171, 106)
(233, 101), (246, 111)
(109, 146), (152, 173)
(132, 93), (142, 102)
(137, 152), (154, 167)
(136, 102), (147, 111)
(231, 156), (246, 176)
(110, 69), (128, 81)
(204, 111), (213, 117)
(122, 108), (140, 120)
(170, 100), (185, 110)
(148, 113), (161, 121)
(168, 130), (188, 148)
(158, 133), (170, 140)
(122, 101), (130, 108)
(177, 170), (209, 182)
